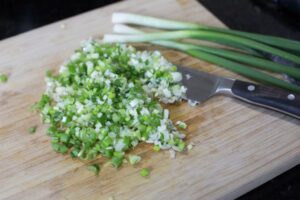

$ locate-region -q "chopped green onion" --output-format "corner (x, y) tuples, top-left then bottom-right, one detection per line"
(153, 145), (160, 152)
(111, 156), (123, 168)
(176, 121), (187, 129)
(177, 141), (185, 152)
(187, 143), (194, 151)
(169, 149), (176, 159)
(51, 142), (69, 154)
(111, 152), (124, 168)
(28, 126), (37, 134)
(128, 155), (141, 165)
(0, 74), (8, 83)
(140, 168), (150, 177)
(35, 40), (187, 170)
(123, 158), (128, 164)
(87, 164), (100, 175)
(46, 70), (54, 77)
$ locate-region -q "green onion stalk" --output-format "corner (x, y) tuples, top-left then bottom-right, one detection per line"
(113, 25), (300, 80)
(112, 12), (300, 53)
(103, 24), (300, 93)
(103, 30), (300, 65)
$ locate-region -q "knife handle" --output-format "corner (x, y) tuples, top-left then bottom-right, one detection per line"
(230, 80), (300, 119)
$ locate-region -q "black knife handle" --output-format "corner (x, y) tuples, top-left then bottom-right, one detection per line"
(231, 80), (300, 119)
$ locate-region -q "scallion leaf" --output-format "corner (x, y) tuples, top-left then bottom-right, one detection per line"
(103, 30), (300, 65)
(109, 24), (300, 93)
(111, 12), (300, 53)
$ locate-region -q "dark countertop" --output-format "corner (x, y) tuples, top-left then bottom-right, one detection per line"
(199, 0), (300, 40)
(0, 0), (299, 199)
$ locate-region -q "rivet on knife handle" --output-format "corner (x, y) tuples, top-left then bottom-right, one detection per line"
(230, 80), (300, 119)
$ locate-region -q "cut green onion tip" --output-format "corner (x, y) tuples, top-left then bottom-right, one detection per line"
(176, 121), (187, 129)
(187, 143), (194, 151)
(153, 145), (160, 152)
(28, 126), (37, 134)
(87, 164), (100, 175)
(140, 168), (150, 177)
(0, 74), (8, 83)
(128, 155), (141, 165)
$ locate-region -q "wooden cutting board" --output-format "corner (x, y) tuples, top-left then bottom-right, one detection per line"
(0, 0), (299, 199)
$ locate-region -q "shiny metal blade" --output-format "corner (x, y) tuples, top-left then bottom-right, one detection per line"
(177, 65), (235, 103)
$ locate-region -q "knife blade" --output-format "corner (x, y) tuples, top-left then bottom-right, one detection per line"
(177, 65), (300, 119)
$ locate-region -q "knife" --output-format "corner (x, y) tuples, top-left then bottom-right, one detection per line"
(177, 65), (300, 119)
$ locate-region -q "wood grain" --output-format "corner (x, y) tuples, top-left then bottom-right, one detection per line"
(0, 0), (299, 199)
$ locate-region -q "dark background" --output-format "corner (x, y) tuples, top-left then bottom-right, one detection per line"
(0, 0), (299, 199)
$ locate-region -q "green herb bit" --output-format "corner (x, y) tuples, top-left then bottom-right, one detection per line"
(128, 155), (141, 165)
(46, 70), (54, 77)
(87, 164), (100, 175)
(30, 103), (38, 111)
(111, 152), (124, 168)
(140, 168), (150, 177)
(177, 141), (185, 152)
(176, 121), (187, 129)
(28, 126), (37, 134)
(51, 142), (68, 154)
(153, 145), (160, 152)
(0, 74), (8, 83)
(187, 143), (194, 151)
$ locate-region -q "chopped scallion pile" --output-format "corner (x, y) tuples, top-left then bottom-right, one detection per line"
(35, 40), (187, 170)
